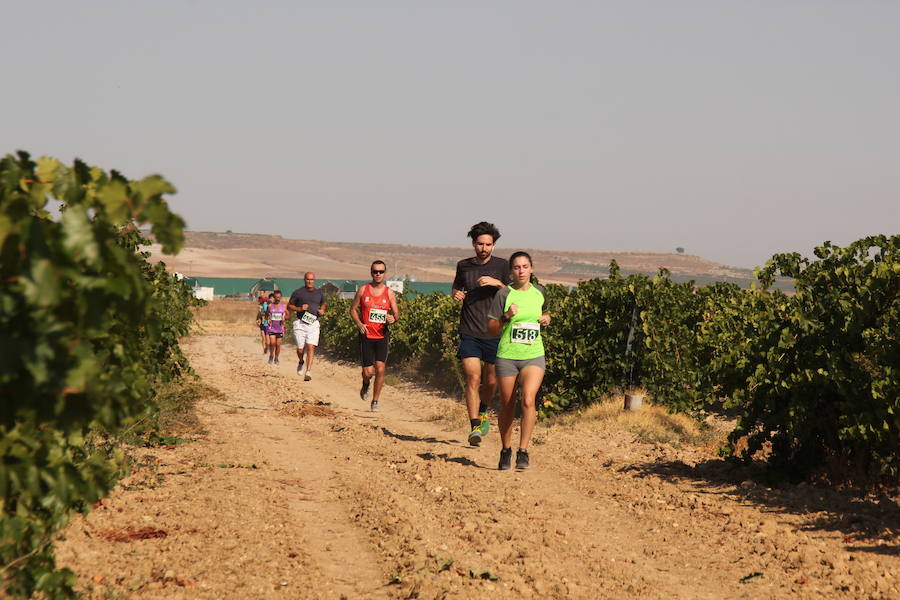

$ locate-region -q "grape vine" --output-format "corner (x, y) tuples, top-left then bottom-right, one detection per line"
(1, 152), (197, 598)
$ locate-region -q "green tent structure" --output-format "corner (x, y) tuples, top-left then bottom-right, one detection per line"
(181, 277), (452, 299)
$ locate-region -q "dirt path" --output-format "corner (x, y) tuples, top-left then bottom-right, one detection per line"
(56, 333), (900, 599)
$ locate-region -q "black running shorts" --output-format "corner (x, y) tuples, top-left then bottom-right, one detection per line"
(360, 334), (389, 367)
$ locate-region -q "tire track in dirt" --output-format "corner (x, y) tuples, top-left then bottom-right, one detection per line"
(188, 336), (726, 598)
(209, 335), (900, 599)
(179, 337), (391, 599)
(56, 332), (900, 599)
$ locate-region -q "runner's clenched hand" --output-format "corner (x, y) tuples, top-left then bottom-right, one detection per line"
(505, 303), (518, 319)
(452, 289), (467, 302)
(477, 276), (503, 288)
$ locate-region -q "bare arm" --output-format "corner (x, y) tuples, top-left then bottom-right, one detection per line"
(486, 302), (517, 337)
(287, 301), (303, 314)
(486, 318), (502, 338)
(476, 276), (505, 288)
(386, 289), (400, 324)
(319, 301), (326, 316)
(349, 289), (366, 334)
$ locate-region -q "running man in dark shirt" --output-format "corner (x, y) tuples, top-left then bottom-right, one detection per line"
(288, 272), (326, 381)
(452, 221), (511, 446)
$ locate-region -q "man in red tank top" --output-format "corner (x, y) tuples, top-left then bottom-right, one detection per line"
(349, 260), (400, 411)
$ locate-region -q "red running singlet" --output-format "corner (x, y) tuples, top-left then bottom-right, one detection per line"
(360, 283), (391, 339)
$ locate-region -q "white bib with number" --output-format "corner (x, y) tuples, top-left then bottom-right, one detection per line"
(270, 312), (284, 322)
(509, 321), (540, 344)
(300, 311), (317, 325)
(368, 308), (388, 324)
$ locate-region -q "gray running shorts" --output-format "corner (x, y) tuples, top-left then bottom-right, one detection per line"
(495, 355), (546, 378)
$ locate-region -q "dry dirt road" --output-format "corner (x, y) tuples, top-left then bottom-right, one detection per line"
(56, 331), (900, 599)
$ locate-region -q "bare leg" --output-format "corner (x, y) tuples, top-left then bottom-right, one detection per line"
(305, 344), (316, 372)
(361, 365), (373, 386)
(497, 375), (518, 449)
(461, 357), (483, 420)
(372, 361), (386, 403)
(516, 367), (544, 450)
(295, 342), (305, 361)
(267, 334), (275, 358)
(273, 337), (282, 360)
(479, 362), (497, 412)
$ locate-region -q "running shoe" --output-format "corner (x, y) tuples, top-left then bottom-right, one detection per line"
(515, 449), (530, 470)
(467, 426), (482, 447)
(370, 400), (379, 412)
(296, 359), (304, 374)
(267, 356), (274, 364)
(498, 447), (512, 470)
(478, 411), (490, 437)
(274, 358), (280, 365)
(360, 380), (371, 401)
(304, 373), (312, 382)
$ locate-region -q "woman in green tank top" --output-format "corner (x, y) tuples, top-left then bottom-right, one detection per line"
(486, 251), (551, 470)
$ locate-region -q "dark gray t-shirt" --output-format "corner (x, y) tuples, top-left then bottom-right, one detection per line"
(453, 256), (511, 338)
(288, 287), (326, 318)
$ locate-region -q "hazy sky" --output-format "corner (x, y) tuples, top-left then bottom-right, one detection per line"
(3, 1), (898, 268)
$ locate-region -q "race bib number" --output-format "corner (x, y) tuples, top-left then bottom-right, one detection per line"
(510, 321), (539, 344)
(368, 308), (388, 324)
(300, 311), (317, 325)
(270, 312), (284, 322)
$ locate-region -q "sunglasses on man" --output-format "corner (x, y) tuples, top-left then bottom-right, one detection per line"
(371, 269), (385, 274)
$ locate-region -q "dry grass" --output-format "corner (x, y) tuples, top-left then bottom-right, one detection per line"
(192, 300), (261, 336)
(423, 397), (466, 431)
(279, 401), (337, 419)
(193, 299), (258, 325)
(545, 393), (727, 449)
(422, 388), (727, 452)
(156, 378), (221, 435)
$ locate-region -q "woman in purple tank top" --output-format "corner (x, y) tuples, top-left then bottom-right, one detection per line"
(265, 290), (287, 365)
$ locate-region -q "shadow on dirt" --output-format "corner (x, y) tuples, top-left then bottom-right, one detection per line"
(846, 544), (900, 556)
(417, 452), (488, 470)
(377, 426), (458, 447)
(620, 458), (900, 553)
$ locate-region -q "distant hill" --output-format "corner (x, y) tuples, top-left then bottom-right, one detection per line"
(148, 231), (780, 288)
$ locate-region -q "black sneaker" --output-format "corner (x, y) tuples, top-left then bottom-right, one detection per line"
(360, 380), (371, 401)
(498, 448), (512, 471)
(297, 359), (304, 375)
(515, 449), (530, 470)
